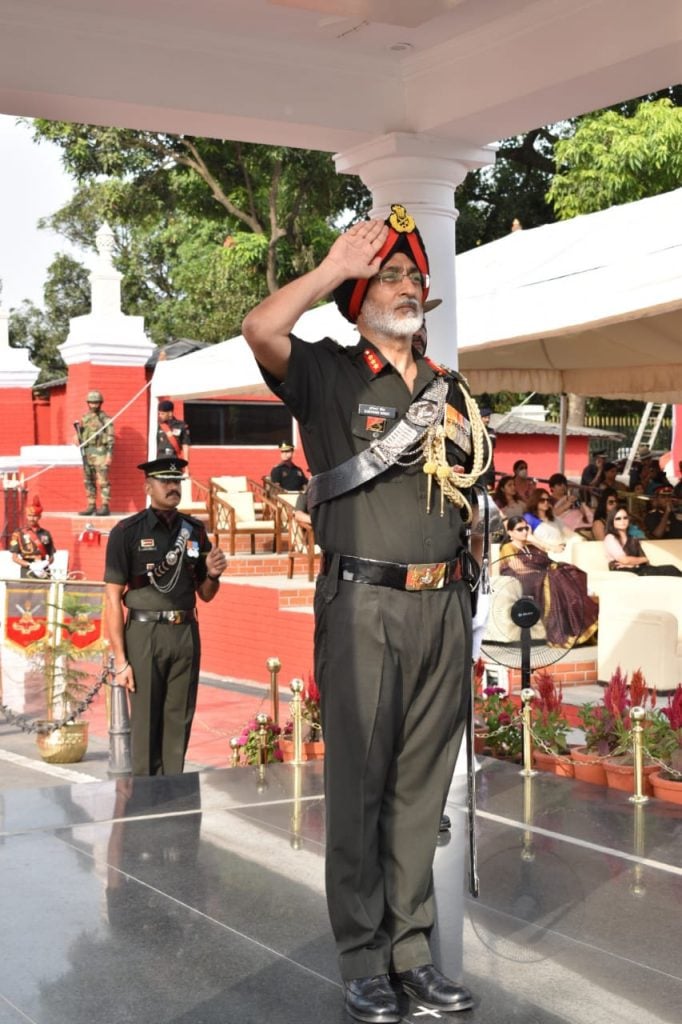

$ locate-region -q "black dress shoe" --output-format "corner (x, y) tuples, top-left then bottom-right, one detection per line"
(79, 506), (96, 516)
(343, 974), (400, 1023)
(439, 813), (451, 832)
(95, 505), (110, 516)
(397, 964), (474, 1012)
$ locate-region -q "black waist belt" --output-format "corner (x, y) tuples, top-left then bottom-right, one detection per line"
(321, 552), (468, 591)
(128, 609), (197, 624)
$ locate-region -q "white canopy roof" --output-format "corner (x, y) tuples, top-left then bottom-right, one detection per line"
(457, 188), (682, 401)
(153, 187), (682, 404)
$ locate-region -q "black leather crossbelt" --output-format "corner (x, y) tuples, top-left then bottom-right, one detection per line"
(128, 609), (197, 624)
(321, 552), (467, 591)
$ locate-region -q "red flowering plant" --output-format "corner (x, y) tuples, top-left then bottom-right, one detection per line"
(529, 669), (571, 755)
(578, 667), (670, 762)
(473, 658), (522, 758)
(237, 713), (284, 765)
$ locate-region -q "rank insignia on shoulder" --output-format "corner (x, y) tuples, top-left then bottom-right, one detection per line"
(362, 348), (384, 374)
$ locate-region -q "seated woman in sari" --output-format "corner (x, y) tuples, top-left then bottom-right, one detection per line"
(603, 506), (682, 576)
(499, 515), (599, 647)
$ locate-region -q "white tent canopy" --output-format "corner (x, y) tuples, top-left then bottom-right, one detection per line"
(152, 187), (682, 404)
(457, 188), (682, 401)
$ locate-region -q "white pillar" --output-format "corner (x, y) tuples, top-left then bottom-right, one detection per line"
(334, 132), (492, 369)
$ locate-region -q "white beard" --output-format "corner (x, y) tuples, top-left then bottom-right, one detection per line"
(361, 297), (423, 339)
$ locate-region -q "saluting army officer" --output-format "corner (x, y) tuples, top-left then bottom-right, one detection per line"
(243, 205), (488, 1022)
(75, 390), (115, 516)
(104, 457), (227, 776)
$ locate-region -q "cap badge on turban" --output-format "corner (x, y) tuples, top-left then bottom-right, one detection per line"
(334, 203), (430, 324)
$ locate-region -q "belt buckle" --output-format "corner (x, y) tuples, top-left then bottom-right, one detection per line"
(166, 610), (182, 624)
(405, 562), (446, 591)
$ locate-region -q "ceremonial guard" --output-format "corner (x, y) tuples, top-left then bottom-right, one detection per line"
(269, 441), (308, 491)
(75, 390), (115, 516)
(243, 205), (489, 1022)
(156, 399), (191, 462)
(103, 457), (227, 776)
(9, 495), (55, 578)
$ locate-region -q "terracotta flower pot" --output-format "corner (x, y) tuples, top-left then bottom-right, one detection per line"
(532, 749), (574, 778)
(570, 745), (607, 786)
(650, 770), (682, 805)
(279, 738), (325, 762)
(604, 757), (657, 797)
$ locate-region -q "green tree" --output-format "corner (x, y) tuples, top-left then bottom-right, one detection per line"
(548, 98), (682, 218)
(9, 254), (90, 382)
(29, 121), (371, 344)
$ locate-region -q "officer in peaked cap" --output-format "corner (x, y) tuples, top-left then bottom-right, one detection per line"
(243, 204), (488, 1021)
(269, 441), (308, 492)
(75, 389), (114, 516)
(103, 456), (227, 776)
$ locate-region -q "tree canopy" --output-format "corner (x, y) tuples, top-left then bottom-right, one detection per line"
(27, 122), (371, 346)
(547, 98), (682, 218)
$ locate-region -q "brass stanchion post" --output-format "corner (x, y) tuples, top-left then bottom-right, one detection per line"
(266, 656), (281, 725)
(629, 706), (649, 804)
(256, 711), (269, 788)
(519, 687), (538, 777)
(290, 678), (304, 765)
(107, 655), (132, 776)
(229, 736), (240, 767)
(291, 762), (303, 849)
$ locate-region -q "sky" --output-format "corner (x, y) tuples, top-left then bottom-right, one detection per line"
(0, 114), (92, 312)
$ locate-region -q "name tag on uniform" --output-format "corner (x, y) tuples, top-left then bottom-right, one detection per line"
(444, 404), (472, 455)
(358, 404), (396, 419)
(140, 538), (156, 550)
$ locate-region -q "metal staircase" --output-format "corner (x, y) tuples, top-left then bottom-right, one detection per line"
(622, 403), (668, 481)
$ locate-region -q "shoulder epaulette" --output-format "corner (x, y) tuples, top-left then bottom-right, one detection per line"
(180, 513), (205, 530)
(118, 510), (149, 531)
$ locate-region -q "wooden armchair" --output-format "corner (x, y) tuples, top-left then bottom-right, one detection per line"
(178, 477), (209, 517)
(209, 488), (279, 556)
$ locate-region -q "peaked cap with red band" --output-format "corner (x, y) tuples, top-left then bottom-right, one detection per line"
(334, 204), (430, 324)
(26, 495), (43, 516)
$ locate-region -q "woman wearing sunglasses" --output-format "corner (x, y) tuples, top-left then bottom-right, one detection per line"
(499, 515), (599, 646)
(604, 506), (682, 576)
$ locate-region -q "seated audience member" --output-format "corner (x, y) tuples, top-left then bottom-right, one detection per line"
(523, 487), (573, 552)
(548, 472), (593, 533)
(499, 516), (598, 646)
(644, 485), (682, 539)
(579, 449), (607, 503)
(603, 506), (682, 576)
(590, 488), (618, 540)
(512, 459), (534, 504)
(492, 475), (526, 521)
(594, 461), (619, 497)
(270, 442), (308, 492)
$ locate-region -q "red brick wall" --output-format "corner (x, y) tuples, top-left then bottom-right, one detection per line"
(494, 435), (589, 482)
(1, 389), (38, 454)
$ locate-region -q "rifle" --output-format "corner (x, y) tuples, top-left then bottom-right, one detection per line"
(74, 421), (88, 473)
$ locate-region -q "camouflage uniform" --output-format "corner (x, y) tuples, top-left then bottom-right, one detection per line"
(79, 408), (114, 510)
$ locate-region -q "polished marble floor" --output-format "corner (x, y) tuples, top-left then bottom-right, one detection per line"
(0, 758), (680, 1024)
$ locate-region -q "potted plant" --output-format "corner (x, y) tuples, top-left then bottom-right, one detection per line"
(590, 668), (666, 796)
(234, 713), (284, 765)
(529, 670), (574, 777)
(650, 684), (682, 804)
(27, 591), (108, 764)
(474, 681), (522, 760)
